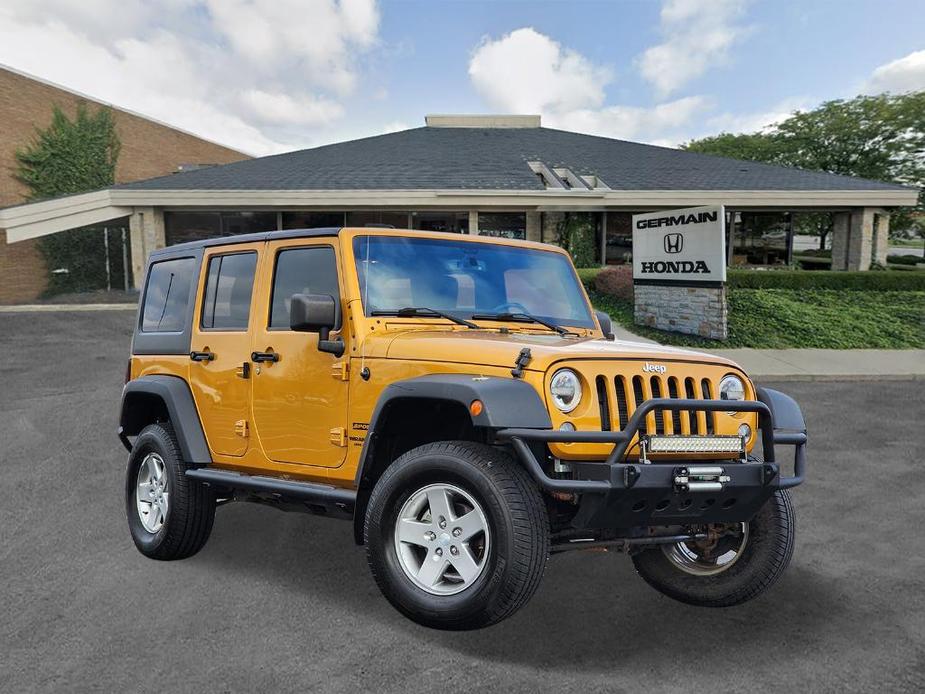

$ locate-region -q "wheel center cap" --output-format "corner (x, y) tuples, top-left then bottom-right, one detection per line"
(438, 532), (451, 547)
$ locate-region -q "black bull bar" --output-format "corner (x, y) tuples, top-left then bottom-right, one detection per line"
(496, 397), (806, 527)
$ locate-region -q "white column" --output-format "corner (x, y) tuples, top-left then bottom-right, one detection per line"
(129, 207), (166, 289)
(468, 210), (478, 235)
(848, 208), (875, 271)
(872, 213), (890, 266)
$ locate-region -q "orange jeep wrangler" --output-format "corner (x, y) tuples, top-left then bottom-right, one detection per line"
(119, 227), (807, 629)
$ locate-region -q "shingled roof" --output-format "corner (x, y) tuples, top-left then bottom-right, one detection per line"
(116, 125), (908, 193)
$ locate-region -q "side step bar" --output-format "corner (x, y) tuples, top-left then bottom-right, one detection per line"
(186, 468), (356, 511)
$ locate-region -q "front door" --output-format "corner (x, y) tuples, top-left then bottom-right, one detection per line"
(189, 244), (261, 457)
(250, 240), (349, 468)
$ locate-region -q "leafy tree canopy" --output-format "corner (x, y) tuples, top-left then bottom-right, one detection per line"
(683, 92), (925, 237)
(684, 92), (925, 188)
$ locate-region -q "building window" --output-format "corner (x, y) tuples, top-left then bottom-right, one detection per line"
(411, 211), (469, 234)
(730, 212), (792, 266)
(164, 212), (221, 245)
(219, 212), (276, 236)
(346, 211), (410, 228)
(478, 212), (525, 240)
(605, 212), (636, 265)
(164, 211), (275, 245)
(282, 212), (345, 229)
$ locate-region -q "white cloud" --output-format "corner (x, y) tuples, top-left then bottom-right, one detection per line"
(704, 97), (809, 134)
(863, 49), (925, 94)
(638, 0), (750, 97)
(547, 96), (711, 143)
(238, 90), (344, 127)
(467, 27), (710, 147)
(0, 0), (381, 155)
(469, 28), (613, 113)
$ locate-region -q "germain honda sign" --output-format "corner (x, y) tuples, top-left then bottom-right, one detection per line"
(632, 205), (726, 283)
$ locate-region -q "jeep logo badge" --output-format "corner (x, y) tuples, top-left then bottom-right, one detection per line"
(663, 233), (683, 254)
(642, 362), (666, 374)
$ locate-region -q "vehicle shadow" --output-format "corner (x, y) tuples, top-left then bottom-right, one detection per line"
(194, 502), (844, 673)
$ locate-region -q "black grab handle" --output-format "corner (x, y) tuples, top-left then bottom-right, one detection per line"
(251, 351), (280, 363)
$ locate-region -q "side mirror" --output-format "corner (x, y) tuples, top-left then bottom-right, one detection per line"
(595, 310), (615, 341)
(290, 293), (344, 356)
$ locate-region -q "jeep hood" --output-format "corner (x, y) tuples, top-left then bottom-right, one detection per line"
(367, 328), (742, 374)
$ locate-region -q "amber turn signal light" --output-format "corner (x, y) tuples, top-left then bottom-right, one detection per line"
(469, 399), (484, 417)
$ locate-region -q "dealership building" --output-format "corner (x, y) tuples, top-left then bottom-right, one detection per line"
(0, 113), (917, 294)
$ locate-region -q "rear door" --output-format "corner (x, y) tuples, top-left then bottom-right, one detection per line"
(189, 243), (261, 457)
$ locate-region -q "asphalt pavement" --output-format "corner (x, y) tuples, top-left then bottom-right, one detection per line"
(1, 310), (924, 693)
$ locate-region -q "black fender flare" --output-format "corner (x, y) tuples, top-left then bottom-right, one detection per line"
(118, 375), (212, 464)
(351, 374), (552, 543)
(355, 373), (551, 483)
(756, 386), (806, 432)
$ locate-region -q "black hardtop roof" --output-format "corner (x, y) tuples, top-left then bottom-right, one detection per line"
(149, 227), (342, 257)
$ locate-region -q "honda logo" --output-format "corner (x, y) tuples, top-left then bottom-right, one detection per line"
(663, 233), (683, 254)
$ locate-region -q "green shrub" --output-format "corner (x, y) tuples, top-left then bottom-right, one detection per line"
(727, 269), (925, 290)
(576, 267), (603, 287)
(888, 254), (924, 266)
(557, 213), (597, 268)
(594, 265), (634, 301)
(589, 289), (924, 349)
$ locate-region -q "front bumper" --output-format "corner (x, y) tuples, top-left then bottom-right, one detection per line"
(496, 391), (806, 528)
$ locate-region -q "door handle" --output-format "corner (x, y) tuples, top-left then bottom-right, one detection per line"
(190, 350), (215, 362)
(251, 350), (280, 363)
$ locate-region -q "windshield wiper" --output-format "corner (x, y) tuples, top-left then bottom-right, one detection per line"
(370, 306), (479, 329)
(470, 311), (576, 336)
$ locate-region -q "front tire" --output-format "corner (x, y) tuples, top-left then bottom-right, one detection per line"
(125, 423), (215, 560)
(632, 490), (795, 607)
(364, 441), (549, 630)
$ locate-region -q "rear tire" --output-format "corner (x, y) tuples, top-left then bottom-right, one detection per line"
(364, 441), (549, 630)
(125, 423), (215, 560)
(632, 490), (795, 606)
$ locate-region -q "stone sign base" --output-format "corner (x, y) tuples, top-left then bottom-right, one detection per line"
(634, 283), (728, 340)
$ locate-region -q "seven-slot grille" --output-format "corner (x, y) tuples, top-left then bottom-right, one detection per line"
(595, 374), (717, 436)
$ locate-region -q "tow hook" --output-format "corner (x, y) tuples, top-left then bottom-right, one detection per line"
(674, 466), (731, 493)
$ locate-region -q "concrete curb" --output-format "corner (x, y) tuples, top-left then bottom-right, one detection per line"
(0, 303), (137, 313)
(749, 373), (925, 382)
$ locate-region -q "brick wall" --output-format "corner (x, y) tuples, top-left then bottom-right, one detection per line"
(0, 66), (249, 303)
(634, 283), (728, 340)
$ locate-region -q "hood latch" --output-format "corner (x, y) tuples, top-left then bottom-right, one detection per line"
(511, 348), (532, 379)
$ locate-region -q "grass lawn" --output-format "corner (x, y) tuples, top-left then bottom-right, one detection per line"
(589, 289), (925, 349)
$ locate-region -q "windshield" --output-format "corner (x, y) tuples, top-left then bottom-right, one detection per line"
(353, 235), (594, 328)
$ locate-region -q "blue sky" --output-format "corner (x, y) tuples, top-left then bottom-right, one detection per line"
(1, 0), (923, 155)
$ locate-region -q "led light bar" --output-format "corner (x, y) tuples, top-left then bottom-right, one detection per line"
(647, 435), (744, 453)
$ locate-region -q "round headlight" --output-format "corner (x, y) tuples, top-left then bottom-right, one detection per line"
(719, 374), (746, 404)
(550, 369), (582, 413)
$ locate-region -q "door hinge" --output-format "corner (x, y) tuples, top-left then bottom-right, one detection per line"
(331, 361), (349, 381)
(329, 427), (347, 447)
(234, 419), (249, 438)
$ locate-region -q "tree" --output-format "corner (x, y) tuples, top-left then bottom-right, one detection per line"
(557, 213), (597, 267)
(683, 92), (925, 246)
(15, 103), (122, 294)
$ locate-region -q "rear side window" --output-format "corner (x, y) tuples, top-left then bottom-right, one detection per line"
(269, 246), (340, 329)
(141, 257), (196, 333)
(200, 252), (258, 330)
